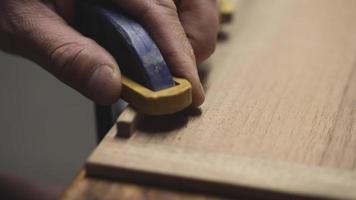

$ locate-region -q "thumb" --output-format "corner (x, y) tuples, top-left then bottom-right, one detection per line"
(1, 1), (121, 105)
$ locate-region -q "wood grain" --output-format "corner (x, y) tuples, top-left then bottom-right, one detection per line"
(83, 0), (356, 199)
(61, 170), (221, 200)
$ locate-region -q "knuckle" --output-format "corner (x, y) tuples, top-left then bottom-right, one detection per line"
(1, 2), (44, 36)
(49, 40), (89, 86)
(0, 2), (31, 37)
(0, 1), (64, 53)
(50, 41), (86, 65)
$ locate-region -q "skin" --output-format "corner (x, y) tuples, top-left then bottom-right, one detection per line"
(0, 0), (219, 106)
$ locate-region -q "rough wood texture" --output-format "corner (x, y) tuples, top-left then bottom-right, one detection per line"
(66, 0), (356, 199)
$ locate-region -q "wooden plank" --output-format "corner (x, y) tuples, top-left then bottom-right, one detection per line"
(61, 170), (223, 200)
(87, 127), (356, 199)
(85, 0), (356, 199)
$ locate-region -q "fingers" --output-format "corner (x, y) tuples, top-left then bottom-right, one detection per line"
(177, 0), (219, 64)
(113, 0), (205, 106)
(0, 1), (121, 105)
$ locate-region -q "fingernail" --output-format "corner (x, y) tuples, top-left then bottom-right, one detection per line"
(87, 65), (121, 104)
(193, 82), (205, 107)
(200, 83), (205, 94)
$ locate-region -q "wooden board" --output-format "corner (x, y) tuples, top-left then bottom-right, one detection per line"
(85, 0), (356, 199)
(61, 170), (224, 200)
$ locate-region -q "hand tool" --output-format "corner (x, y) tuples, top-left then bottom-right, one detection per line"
(75, 1), (192, 115)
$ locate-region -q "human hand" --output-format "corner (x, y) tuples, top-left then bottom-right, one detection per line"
(0, 0), (219, 106)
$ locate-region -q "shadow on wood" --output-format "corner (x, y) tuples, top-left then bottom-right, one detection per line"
(137, 108), (202, 134)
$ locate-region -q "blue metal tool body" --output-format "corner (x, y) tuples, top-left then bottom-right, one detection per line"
(75, 1), (175, 91)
